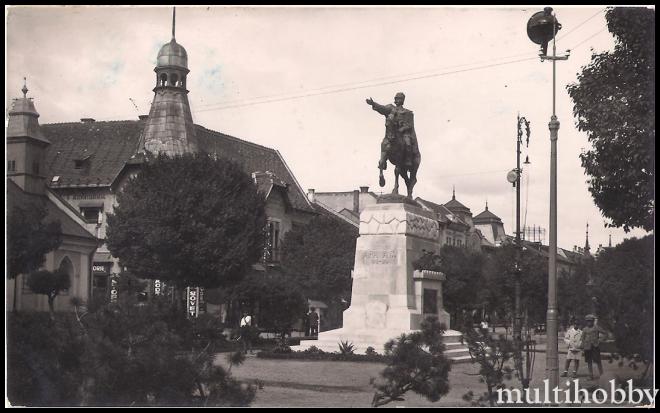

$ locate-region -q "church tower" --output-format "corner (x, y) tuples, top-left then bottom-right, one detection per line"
(584, 222), (591, 256)
(7, 79), (50, 195)
(142, 8), (198, 156)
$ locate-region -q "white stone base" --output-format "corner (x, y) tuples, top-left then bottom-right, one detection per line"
(291, 327), (470, 362)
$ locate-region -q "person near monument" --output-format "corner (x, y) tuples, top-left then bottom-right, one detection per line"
(308, 307), (319, 336)
(561, 317), (582, 378)
(581, 314), (605, 379)
(365, 92), (420, 174)
(239, 311), (256, 354)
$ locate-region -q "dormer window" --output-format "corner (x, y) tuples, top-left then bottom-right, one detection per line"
(80, 205), (103, 224)
(74, 155), (92, 170)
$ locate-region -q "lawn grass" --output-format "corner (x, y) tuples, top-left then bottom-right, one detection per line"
(214, 349), (651, 407)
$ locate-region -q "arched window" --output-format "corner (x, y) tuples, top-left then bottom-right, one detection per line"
(170, 73), (179, 87)
(58, 256), (74, 295)
(160, 73), (168, 87)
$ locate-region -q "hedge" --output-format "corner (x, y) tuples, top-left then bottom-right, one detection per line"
(256, 349), (391, 363)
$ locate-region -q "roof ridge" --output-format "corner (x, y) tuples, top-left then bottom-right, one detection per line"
(43, 119), (141, 126)
(195, 124), (277, 153)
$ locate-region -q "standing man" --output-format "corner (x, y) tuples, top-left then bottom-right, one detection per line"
(581, 314), (604, 380)
(308, 307), (319, 337)
(562, 317), (582, 378)
(239, 311), (255, 354)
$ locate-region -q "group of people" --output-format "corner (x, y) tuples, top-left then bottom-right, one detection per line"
(562, 314), (606, 380)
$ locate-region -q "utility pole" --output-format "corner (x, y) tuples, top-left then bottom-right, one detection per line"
(526, 6), (570, 392)
(510, 113), (530, 388)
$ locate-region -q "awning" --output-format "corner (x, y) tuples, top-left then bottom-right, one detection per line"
(307, 299), (328, 309)
(78, 200), (105, 208)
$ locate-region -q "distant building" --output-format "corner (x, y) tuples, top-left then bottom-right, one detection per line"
(311, 186), (496, 251)
(473, 201), (507, 247)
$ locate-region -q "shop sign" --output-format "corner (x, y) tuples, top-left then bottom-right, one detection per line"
(109, 275), (119, 303)
(187, 287), (199, 319)
(154, 279), (163, 296)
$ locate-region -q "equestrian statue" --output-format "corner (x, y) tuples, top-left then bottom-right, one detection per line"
(365, 92), (421, 198)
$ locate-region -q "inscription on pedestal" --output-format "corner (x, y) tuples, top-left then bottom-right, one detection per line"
(361, 250), (398, 265)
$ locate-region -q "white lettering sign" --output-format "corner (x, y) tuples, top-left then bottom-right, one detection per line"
(109, 276), (119, 303)
(187, 287), (199, 318)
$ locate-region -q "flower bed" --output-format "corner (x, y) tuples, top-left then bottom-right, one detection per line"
(256, 346), (391, 363)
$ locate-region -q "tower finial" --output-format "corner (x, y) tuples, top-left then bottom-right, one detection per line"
(452, 185), (455, 200)
(172, 7), (176, 40)
(608, 234), (612, 248)
(485, 199), (488, 210)
(22, 77), (28, 98)
(584, 222), (591, 253)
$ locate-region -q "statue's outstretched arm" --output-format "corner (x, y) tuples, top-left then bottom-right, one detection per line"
(366, 97), (391, 116)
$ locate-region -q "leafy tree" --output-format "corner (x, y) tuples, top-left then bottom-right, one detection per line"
(106, 153), (267, 290)
(592, 234), (654, 380)
(431, 246), (484, 327)
(229, 271), (307, 339)
(371, 317), (451, 407)
(566, 7), (655, 232)
(280, 214), (358, 326)
(557, 259), (592, 327)
(480, 245), (548, 328)
(27, 269), (71, 319)
(7, 297), (256, 406)
(7, 197), (62, 279)
(462, 327), (516, 406)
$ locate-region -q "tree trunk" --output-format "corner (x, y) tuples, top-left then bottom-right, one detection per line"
(48, 294), (56, 320)
(13, 276), (19, 312)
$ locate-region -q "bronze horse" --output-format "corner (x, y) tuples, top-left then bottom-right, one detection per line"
(379, 133), (421, 199)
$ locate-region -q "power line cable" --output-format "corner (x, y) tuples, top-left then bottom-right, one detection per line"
(193, 8), (609, 111)
(193, 56), (539, 113)
(569, 27), (609, 50)
(556, 8), (606, 42)
(194, 52), (540, 109)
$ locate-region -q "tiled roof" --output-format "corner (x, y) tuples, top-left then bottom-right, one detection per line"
(42, 120), (144, 188)
(444, 197), (471, 212)
(7, 180), (96, 241)
(415, 197), (469, 226)
(311, 201), (359, 228)
(195, 125), (314, 213)
(473, 208), (502, 222)
(40, 120), (314, 213)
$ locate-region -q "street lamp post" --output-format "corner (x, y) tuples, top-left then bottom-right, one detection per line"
(526, 6), (570, 392)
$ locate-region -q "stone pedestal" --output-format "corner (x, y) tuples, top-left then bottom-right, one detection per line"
(293, 197), (468, 360)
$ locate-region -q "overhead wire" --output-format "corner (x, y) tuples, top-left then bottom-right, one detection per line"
(193, 56), (539, 113)
(192, 8), (610, 113)
(555, 8), (606, 42)
(194, 51), (540, 110)
(70, 10), (611, 121)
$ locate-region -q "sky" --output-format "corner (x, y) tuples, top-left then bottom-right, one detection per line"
(5, 5), (652, 251)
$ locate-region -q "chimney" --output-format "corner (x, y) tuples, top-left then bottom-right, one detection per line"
(360, 186), (369, 193)
(80, 118), (95, 123)
(307, 188), (315, 203)
(138, 114), (149, 121)
(353, 190), (360, 213)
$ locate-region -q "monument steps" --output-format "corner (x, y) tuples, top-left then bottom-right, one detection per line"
(291, 329), (472, 363)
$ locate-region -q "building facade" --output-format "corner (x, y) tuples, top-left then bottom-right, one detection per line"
(7, 14), (316, 311)
(7, 85), (98, 312)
